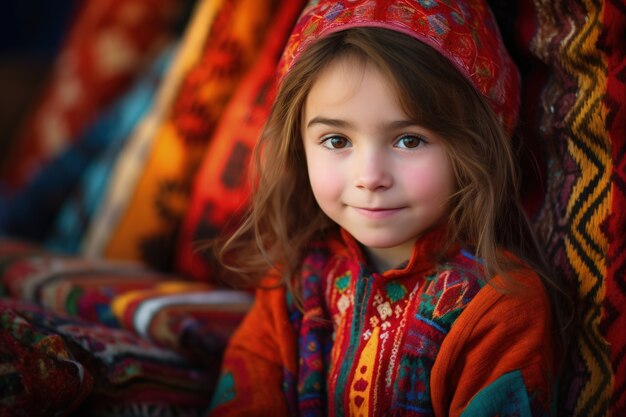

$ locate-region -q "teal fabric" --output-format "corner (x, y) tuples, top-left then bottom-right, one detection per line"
(208, 371), (236, 409)
(460, 370), (532, 417)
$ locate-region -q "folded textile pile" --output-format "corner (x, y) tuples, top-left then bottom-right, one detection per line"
(0, 239), (252, 416)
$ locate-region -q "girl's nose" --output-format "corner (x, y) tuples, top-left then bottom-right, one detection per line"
(353, 150), (392, 191)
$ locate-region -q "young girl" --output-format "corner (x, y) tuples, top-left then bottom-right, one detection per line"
(208, 0), (567, 415)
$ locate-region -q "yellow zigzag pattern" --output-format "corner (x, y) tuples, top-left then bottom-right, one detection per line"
(561, 1), (612, 415)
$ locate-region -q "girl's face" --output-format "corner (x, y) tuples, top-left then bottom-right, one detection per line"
(302, 57), (455, 271)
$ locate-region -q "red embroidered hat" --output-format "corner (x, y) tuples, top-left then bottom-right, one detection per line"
(278, 0), (520, 133)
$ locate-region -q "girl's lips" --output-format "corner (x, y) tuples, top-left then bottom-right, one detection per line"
(353, 207), (403, 219)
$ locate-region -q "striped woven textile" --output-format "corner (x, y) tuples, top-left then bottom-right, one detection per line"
(90, 0), (281, 273)
(81, 0), (228, 262)
(0, 238), (252, 415)
(0, 298), (215, 417)
(509, 0), (625, 415)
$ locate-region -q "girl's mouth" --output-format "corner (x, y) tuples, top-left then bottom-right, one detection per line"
(353, 207), (403, 219)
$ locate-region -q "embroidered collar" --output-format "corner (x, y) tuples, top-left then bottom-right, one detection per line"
(336, 224), (457, 279)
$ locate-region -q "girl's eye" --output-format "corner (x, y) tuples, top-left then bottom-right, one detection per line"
(321, 136), (351, 149)
(395, 135), (426, 149)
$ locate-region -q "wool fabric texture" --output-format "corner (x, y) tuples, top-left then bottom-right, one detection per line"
(278, 0), (521, 133)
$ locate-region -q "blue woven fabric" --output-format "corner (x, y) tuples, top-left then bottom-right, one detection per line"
(0, 45), (175, 245)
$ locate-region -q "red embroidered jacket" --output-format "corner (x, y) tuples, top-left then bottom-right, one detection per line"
(208, 227), (556, 416)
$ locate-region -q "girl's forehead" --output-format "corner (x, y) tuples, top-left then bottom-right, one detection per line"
(316, 55), (368, 82)
(311, 54), (392, 96)
(304, 58), (410, 126)
(309, 54), (417, 117)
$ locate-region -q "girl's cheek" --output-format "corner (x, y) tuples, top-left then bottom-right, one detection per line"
(402, 162), (454, 200)
(307, 156), (344, 196)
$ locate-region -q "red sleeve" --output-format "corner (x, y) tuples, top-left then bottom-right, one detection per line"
(431, 270), (556, 417)
(207, 284), (298, 416)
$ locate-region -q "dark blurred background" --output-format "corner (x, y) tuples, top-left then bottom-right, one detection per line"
(0, 1), (79, 168)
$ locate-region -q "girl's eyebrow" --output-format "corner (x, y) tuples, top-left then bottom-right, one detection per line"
(306, 117), (351, 129)
(306, 117), (418, 130)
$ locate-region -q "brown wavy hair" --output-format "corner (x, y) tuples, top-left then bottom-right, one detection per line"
(211, 27), (572, 341)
